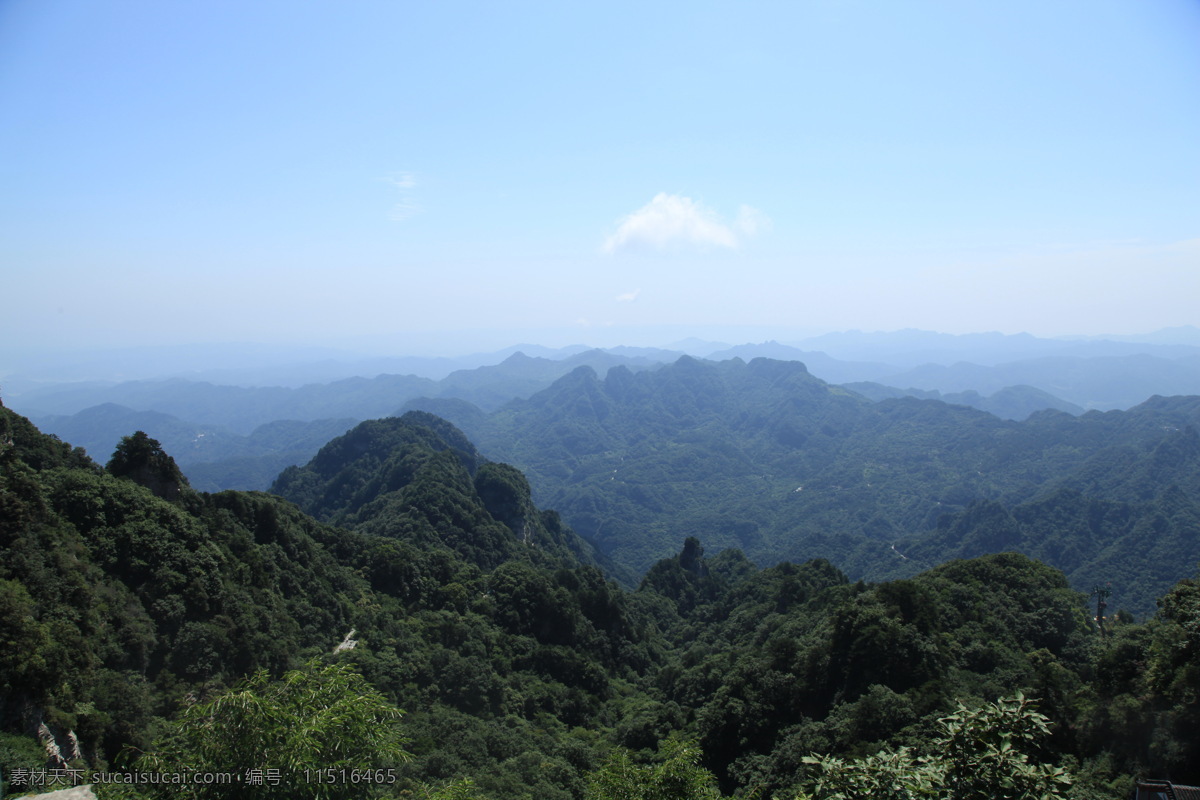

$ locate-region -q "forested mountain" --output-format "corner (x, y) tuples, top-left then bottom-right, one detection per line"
(0, 403), (657, 797)
(898, 418), (1200, 614)
(25, 351), (1191, 617)
(270, 411), (607, 573)
(1, 404), (368, 771)
(406, 357), (1200, 616)
(2, 402), (1199, 798)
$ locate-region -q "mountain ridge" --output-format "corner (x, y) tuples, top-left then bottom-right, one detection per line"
(406, 358), (1200, 615)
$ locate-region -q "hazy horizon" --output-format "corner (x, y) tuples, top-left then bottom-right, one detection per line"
(3, 1), (1197, 356)
(5, 323), (1200, 391)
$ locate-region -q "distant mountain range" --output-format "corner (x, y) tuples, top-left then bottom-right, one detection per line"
(6, 326), (1199, 385)
(846, 383), (1085, 419)
(789, 326), (1200, 366)
(15, 331), (1200, 500)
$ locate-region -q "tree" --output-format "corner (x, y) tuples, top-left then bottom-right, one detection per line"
(586, 738), (720, 800)
(123, 659), (411, 800)
(797, 693), (1072, 800)
(107, 431), (189, 500)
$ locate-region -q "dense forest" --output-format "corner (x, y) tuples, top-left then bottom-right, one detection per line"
(410, 357), (1200, 615)
(2, 398), (1198, 799)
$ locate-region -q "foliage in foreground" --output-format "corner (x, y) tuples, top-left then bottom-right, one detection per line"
(797, 693), (1072, 800)
(585, 738), (720, 800)
(106, 660), (410, 800)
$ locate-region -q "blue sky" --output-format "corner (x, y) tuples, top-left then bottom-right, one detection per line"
(2, 0), (1198, 355)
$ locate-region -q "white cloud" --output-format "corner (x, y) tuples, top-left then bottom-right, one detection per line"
(602, 193), (768, 254)
(384, 172), (417, 189)
(616, 289), (641, 302)
(735, 204), (772, 237)
(382, 172), (420, 221)
(389, 199), (421, 221)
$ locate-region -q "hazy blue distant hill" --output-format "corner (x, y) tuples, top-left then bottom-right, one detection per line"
(31, 402), (242, 463)
(179, 355), (471, 385)
(663, 337), (731, 355)
(699, 335), (1200, 409)
(431, 349), (666, 411)
(179, 417), (362, 492)
(883, 353), (1200, 410)
(30, 403), (360, 492)
(791, 328), (1200, 368)
(792, 329), (1054, 367)
(0, 342), (598, 388)
(8, 350), (669, 435)
(11, 332), (1197, 431)
(11, 374), (436, 432)
(0, 341), (363, 386)
(707, 341), (898, 383)
(398, 395), (490, 436)
(845, 382), (1085, 420)
(1067, 324), (1200, 347)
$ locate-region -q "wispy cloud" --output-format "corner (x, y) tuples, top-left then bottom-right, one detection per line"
(383, 171), (420, 221)
(735, 204), (772, 237)
(616, 289), (641, 302)
(389, 199), (421, 222)
(384, 172), (417, 190)
(602, 193), (768, 254)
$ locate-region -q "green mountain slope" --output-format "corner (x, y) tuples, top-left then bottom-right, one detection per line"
(898, 422), (1200, 614)
(4, 400), (1200, 796)
(270, 411), (608, 574)
(409, 358), (1200, 615)
(0, 404), (653, 796)
(0, 404), (363, 764)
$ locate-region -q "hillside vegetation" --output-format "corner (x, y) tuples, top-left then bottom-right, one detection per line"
(2, 402), (1199, 798)
(409, 357), (1200, 615)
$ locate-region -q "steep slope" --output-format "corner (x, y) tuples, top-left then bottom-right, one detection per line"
(0, 403), (363, 765)
(419, 357), (1014, 573)
(897, 419), (1200, 614)
(270, 411), (607, 573)
(0, 404), (658, 796)
(456, 357), (889, 573)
